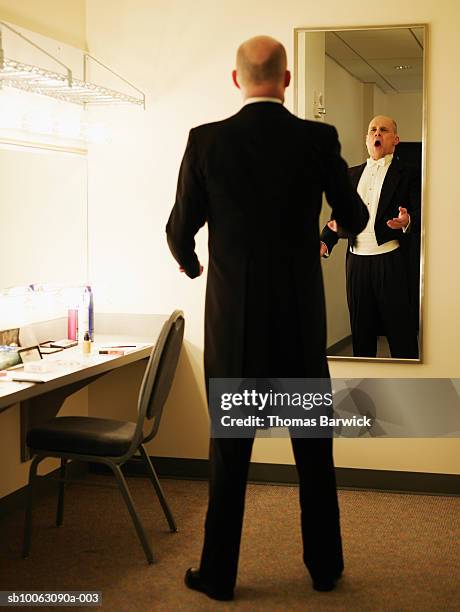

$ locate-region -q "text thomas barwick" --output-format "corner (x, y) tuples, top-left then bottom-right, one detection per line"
(220, 415), (372, 427)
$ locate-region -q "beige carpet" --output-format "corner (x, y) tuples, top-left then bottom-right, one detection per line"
(1, 476), (459, 611)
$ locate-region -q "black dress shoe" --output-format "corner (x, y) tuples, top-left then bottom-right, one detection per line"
(184, 568), (234, 601)
(312, 571), (343, 592)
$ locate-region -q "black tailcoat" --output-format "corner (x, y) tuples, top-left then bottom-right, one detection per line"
(320, 157), (421, 332)
(167, 103), (369, 381)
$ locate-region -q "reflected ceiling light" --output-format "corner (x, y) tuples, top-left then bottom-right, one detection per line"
(394, 64), (413, 70)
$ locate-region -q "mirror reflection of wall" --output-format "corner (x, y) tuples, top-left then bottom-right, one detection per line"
(0, 147), (88, 289)
(0, 146), (88, 330)
(295, 26), (425, 361)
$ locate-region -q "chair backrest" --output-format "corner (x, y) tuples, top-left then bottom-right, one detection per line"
(131, 310), (184, 450)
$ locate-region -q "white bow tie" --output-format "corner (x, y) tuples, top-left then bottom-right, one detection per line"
(366, 157), (386, 168)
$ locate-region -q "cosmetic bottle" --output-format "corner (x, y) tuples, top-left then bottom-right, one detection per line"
(87, 286), (94, 341)
(78, 289), (89, 344)
(82, 331), (91, 354)
(68, 309), (78, 341)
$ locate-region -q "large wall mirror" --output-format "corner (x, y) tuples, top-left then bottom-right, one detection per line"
(0, 21), (89, 331)
(294, 25), (426, 362)
(0, 144), (88, 329)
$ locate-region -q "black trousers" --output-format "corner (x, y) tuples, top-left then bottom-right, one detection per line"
(346, 249), (419, 358)
(198, 435), (343, 592)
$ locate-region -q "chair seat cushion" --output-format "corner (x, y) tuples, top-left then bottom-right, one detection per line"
(27, 416), (137, 457)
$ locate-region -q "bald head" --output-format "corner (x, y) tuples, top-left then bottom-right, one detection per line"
(233, 35), (290, 99)
(369, 115), (398, 134)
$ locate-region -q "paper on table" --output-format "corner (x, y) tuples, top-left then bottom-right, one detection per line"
(10, 358), (85, 382)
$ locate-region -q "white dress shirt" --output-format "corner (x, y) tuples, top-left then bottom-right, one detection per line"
(351, 154), (400, 255)
(243, 97), (283, 106)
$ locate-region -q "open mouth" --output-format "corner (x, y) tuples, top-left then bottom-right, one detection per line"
(374, 139), (381, 147)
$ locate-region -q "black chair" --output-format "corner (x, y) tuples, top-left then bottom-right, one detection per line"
(23, 310), (185, 564)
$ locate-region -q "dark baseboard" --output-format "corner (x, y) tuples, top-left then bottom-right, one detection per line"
(0, 461), (88, 519)
(90, 456), (460, 496)
(3, 457), (458, 518)
(336, 467), (460, 495)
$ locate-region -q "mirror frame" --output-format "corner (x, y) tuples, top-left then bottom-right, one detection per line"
(293, 24), (428, 363)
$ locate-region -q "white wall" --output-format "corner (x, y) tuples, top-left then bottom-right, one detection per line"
(0, 0), (86, 49)
(325, 56), (365, 167)
(321, 56), (364, 347)
(386, 92), (423, 140)
(85, 0), (460, 475)
(372, 84), (389, 120)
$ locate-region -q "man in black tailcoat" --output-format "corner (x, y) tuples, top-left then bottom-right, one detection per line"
(167, 35), (368, 600)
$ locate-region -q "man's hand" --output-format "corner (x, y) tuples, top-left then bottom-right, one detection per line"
(387, 206), (409, 230)
(179, 265), (204, 275)
(320, 242), (328, 257)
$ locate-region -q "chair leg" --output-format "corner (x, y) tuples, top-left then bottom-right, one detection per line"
(110, 463), (154, 564)
(139, 445), (177, 532)
(56, 458), (67, 527)
(22, 455), (44, 559)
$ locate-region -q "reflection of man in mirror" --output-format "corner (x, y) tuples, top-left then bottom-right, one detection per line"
(320, 115), (420, 359)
